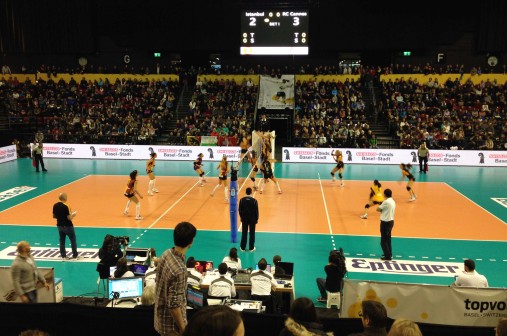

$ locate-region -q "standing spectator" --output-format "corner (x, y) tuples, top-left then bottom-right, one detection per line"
(155, 221), (197, 336)
(452, 259), (488, 287)
(279, 297), (330, 336)
(387, 319), (422, 336)
(417, 142), (429, 173)
(52, 192), (79, 260)
(377, 189), (396, 261)
(182, 305), (244, 336)
(11, 241), (50, 303)
(33, 143), (47, 172)
(348, 300), (388, 336)
(239, 187), (259, 252)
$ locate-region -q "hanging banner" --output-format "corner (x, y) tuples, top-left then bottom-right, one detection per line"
(258, 75), (295, 109)
(342, 280), (507, 327)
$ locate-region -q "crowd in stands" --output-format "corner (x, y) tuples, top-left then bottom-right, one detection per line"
(380, 76), (507, 150)
(168, 77), (258, 146)
(1, 61), (507, 151)
(1, 76), (179, 145)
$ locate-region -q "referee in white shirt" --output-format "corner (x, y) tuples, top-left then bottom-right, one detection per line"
(377, 189), (396, 261)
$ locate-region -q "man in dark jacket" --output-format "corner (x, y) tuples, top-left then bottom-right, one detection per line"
(348, 300), (388, 336)
(238, 187), (259, 252)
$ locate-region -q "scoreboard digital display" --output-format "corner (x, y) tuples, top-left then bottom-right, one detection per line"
(240, 10), (309, 55)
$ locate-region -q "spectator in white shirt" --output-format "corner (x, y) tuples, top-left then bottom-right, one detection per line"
(453, 259), (488, 287)
(186, 256), (203, 287)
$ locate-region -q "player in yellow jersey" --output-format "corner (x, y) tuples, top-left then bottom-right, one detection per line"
(146, 152), (158, 195)
(330, 149), (345, 187)
(210, 155), (230, 202)
(400, 163), (417, 201)
(360, 180), (384, 219)
(123, 170), (144, 220)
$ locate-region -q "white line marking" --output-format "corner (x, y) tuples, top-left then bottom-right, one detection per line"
(422, 256), (429, 259)
(449, 257), (456, 260)
(443, 183), (507, 226)
(0, 175), (90, 214)
(317, 172), (334, 238)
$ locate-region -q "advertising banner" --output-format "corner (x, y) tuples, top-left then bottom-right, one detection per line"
(0, 145), (17, 164)
(342, 280), (507, 327)
(282, 147), (507, 167)
(41, 144), (241, 162)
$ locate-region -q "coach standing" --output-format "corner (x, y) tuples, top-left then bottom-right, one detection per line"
(239, 187), (259, 252)
(53, 193), (79, 260)
(377, 189), (396, 261)
(417, 142), (429, 173)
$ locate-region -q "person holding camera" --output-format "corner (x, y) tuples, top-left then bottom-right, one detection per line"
(96, 234), (124, 279)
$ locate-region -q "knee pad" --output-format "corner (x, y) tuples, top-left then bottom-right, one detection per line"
(365, 204), (370, 209)
(406, 186), (411, 191)
(200, 173), (204, 177)
(339, 173), (343, 179)
(330, 172), (335, 177)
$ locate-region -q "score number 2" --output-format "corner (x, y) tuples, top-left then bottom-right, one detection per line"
(250, 18), (256, 26)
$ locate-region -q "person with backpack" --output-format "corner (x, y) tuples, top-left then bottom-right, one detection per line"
(316, 249), (347, 302)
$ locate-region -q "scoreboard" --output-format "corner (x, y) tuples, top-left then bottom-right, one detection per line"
(240, 10), (309, 55)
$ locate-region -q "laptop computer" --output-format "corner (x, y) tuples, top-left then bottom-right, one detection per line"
(234, 273), (251, 285)
(131, 264), (148, 276)
(274, 261), (294, 280)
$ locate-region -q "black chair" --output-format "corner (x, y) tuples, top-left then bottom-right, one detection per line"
(251, 294), (273, 314)
(96, 262), (109, 293)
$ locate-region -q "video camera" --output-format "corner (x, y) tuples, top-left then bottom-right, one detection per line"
(113, 236), (129, 247)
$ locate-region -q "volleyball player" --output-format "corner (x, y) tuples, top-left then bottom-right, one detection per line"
(210, 155), (230, 202)
(259, 156), (282, 194)
(123, 170), (144, 220)
(360, 180), (384, 219)
(330, 149), (345, 187)
(248, 151), (260, 191)
(146, 152), (158, 195)
(400, 163), (417, 201)
(237, 133), (252, 166)
(193, 153), (206, 187)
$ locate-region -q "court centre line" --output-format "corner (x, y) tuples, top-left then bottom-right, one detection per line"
(0, 175), (90, 214)
(317, 172), (335, 249)
(146, 172), (212, 230)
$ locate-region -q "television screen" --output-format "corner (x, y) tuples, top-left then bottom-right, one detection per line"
(187, 286), (204, 308)
(108, 277), (144, 299)
(255, 263), (271, 273)
(195, 261), (214, 274)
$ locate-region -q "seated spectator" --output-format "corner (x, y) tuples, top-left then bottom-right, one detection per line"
(222, 247), (242, 272)
(134, 284), (155, 309)
(316, 251), (347, 302)
(387, 319), (422, 336)
(452, 259), (488, 287)
(250, 257), (277, 313)
(271, 254), (282, 275)
(186, 256), (204, 287)
(279, 297), (331, 336)
(497, 318), (507, 336)
(114, 257), (134, 278)
(348, 300), (388, 336)
(182, 305), (244, 336)
(144, 257), (159, 287)
(208, 262), (236, 298)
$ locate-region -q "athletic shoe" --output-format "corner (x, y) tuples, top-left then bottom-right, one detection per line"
(153, 188), (159, 193)
(340, 183), (345, 187)
(409, 197), (416, 202)
(135, 216), (144, 220)
(123, 211), (128, 216)
(62, 257), (71, 261)
(210, 192), (215, 197)
(278, 190), (282, 194)
(240, 249), (246, 252)
(317, 297), (327, 302)
(199, 183), (204, 187)
(147, 191), (154, 196)
(259, 190), (263, 194)
(360, 214), (368, 219)
(42, 169), (48, 172)
(250, 247), (256, 252)
(253, 186), (258, 191)
(381, 257), (392, 261)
